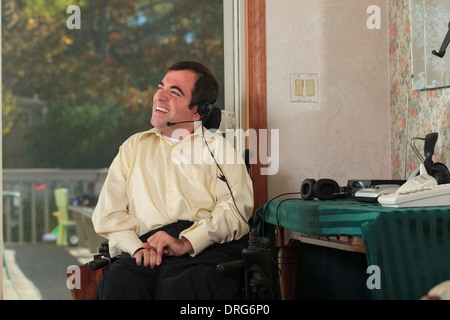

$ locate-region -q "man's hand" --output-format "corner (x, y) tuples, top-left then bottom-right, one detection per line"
(426, 280), (450, 300)
(133, 231), (193, 268)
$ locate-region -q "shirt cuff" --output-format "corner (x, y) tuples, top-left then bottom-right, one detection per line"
(108, 231), (143, 257)
(180, 227), (212, 257)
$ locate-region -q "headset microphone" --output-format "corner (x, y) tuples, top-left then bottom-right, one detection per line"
(166, 120), (199, 127)
(166, 101), (213, 127)
(166, 101), (221, 129)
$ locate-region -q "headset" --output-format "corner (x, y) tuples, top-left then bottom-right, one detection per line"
(197, 100), (221, 130)
(197, 100), (214, 117)
(411, 132), (450, 184)
(300, 178), (341, 200)
(423, 133), (450, 184)
(167, 100), (221, 130)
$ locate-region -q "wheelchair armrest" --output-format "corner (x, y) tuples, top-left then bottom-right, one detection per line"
(216, 260), (244, 274)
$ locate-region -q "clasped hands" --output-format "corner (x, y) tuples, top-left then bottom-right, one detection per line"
(133, 231), (193, 268)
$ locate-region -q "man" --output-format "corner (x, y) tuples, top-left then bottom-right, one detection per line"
(92, 61), (254, 299)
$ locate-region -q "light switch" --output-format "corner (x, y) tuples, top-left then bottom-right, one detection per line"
(306, 79), (315, 96)
(290, 73), (319, 102)
(295, 80), (304, 96)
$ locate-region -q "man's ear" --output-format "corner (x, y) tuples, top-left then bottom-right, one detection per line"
(192, 105), (201, 120)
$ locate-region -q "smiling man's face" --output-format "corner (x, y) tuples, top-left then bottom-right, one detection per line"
(150, 69), (200, 138)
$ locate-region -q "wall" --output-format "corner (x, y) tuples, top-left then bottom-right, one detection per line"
(389, 0), (450, 180)
(265, 0), (391, 198)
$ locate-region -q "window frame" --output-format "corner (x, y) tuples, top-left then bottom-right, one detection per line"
(224, 0), (269, 212)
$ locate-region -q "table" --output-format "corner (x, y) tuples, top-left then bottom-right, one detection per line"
(255, 198), (450, 300)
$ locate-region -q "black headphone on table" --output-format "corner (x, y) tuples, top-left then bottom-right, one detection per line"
(300, 178), (341, 200)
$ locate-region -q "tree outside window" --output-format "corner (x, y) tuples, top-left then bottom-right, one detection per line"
(2, 0), (224, 169)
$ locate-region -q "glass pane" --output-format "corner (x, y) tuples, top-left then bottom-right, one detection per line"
(2, 0), (224, 299)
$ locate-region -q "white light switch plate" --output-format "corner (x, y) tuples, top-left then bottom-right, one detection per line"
(290, 73), (319, 103)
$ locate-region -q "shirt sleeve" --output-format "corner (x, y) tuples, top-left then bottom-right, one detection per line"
(91, 137), (143, 257)
(179, 137), (254, 256)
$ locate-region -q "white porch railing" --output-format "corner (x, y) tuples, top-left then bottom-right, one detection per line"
(2, 168), (108, 243)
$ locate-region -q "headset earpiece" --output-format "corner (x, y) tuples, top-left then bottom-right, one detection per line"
(197, 100), (214, 118)
(428, 162), (450, 184)
(197, 100), (221, 130)
(314, 179), (340, 200)
(300, 179), (316, 200)
(422, 133), (450, 184)
(301, 178), (340, 200)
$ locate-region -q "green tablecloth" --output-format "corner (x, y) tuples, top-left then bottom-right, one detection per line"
(255, 198), (450, 299)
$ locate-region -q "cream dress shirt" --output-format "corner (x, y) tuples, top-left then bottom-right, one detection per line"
(92, 126), (254, 257)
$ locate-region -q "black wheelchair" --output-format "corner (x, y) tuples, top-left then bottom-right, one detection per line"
(87, 227), (273, 300)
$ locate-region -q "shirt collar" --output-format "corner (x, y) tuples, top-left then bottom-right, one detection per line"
(145, 125), (217, 142)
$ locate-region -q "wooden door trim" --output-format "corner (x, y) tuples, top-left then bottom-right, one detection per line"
(246, 0), (268, 211)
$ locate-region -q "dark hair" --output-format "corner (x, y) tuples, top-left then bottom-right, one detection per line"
(167, 61), (220, 108)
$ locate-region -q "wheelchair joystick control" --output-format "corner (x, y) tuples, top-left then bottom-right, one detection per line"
(88, 257), (111, 271)
(87, 241), (116, 271)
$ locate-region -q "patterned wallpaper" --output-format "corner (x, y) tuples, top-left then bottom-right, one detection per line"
(389, 0), (450, 180)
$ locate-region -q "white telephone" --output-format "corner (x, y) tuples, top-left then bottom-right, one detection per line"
(378, 164), (450, 208)
(396, 163), (437, 193)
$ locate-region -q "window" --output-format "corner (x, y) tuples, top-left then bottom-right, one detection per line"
(2, 0), (245, 299)
(2, 0), (228, 168)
